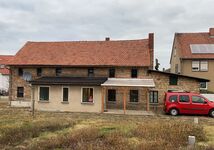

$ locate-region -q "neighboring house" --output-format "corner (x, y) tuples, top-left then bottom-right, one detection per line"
(170, 28), (214, 93)
(8, 34), (208, 113)
(0, 55), (13, 95)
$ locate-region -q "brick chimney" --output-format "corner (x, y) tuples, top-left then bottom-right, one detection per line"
(105, 37), (110, 41)
(209, 28), (214, 37)
(148, 33), (154, 69)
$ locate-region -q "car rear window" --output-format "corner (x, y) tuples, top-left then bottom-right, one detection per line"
(179, 95), (190, 103)
(169, 95), (178, 102)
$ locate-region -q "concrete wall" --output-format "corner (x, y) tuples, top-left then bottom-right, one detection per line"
(34, 85), (102, 113)
(181, 59), (214, 92)
(0, 74), (9, 91)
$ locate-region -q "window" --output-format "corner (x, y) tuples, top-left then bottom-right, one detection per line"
(179, 95), (190, 103)
(169, 75), (178, 85)
(18, 68), (23, 76)
(37, 68), (42, 76)
(56, 68), (62, 76)
(200, 82), (207, 90)
(88, 68), (94, 77)
(17, 87), (24, 98)
(39, 87), (49, 101)
(108, 89), (116, 101)
(63, 87), (69, 102)
(0, 64), (5, 68)
(130, 90), (139, 102)
(131, 68), (138, 78)
(82, 88), (93, 103)
(200, 61), (208, 71)
(109, 68), (115, 78)
(150, 91), (158, 103)
(192, 96), (205, 104)
(169, 95), (178, 102)
(192, 60), (208, 71)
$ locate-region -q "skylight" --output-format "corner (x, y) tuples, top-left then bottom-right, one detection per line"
(190, 44), (214, 54)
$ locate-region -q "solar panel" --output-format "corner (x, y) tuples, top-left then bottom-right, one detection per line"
(190, 44), (214, 54)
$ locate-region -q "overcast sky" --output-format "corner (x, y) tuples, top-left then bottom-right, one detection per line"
(0, 0), (214, 68)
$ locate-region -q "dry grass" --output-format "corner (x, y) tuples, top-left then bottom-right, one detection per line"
(0, 101), (213, 150)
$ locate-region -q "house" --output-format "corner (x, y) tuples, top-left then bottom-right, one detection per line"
(8, 34), (208, 113)
(170, 28), (214, 93)
(0, 55), (13, 95)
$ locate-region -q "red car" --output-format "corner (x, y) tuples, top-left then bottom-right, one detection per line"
(164, 91), (214, 117)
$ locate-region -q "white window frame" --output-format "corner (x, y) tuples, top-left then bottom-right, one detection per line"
(200, 61), (208, 71)
(38, 86), (50, 101)
(61, 86), (70, 102)
(81, 87), (94, 104)
(200, 82), (207, 90)
(192, 61), (200, 71)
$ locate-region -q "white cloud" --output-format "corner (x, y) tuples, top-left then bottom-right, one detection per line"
(0, 0), (214, 68)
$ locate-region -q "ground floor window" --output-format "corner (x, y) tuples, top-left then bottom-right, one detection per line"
(17, 87), (24, 98)
(200, 82), (207, 90)
(108, 89), (116, 101)
(149, 91), (158, 103)
(39, 87), (49, 101)
(130, 90), (139, 102)
(82, 88), (94, 103)
(63, 87), (69, 102)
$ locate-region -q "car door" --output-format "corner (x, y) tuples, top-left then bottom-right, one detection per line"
(178, 94), (192, 114)
(191, 95), (209, 114)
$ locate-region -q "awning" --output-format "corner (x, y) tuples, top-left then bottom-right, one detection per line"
(101, 78), (155, 87)
(30, 77), (107, 86)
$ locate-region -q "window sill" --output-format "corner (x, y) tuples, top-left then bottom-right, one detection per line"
(61, 101), (69, 104)
(81, 102), (94, 105)
(38, 100), (49, 103)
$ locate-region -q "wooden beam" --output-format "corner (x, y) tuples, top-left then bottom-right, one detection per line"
(146, 88), (150, 111)
(123, 88), (126, 114)
(101, 87), (105, 113)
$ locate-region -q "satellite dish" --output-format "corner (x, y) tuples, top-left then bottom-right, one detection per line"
(23, 72), (32, 81)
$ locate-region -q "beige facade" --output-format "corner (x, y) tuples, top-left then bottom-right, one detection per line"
(34, 85), (102, 113)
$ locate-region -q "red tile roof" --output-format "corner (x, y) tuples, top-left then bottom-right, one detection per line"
(175, 32), (214, 59)
(0, 55), (14, 65)
(9, 38), (152, 67)
(0, 68), (10, 75)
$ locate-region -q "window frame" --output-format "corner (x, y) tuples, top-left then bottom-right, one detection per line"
(169, 75), (178, 85)
(37, 68), (42, 77)
(108, 89), (116, 102)
(200, 82), (207, 90)
(200, 61), (208, 71)
(81, 87), (94, 104)
(88, 68), (94, 77)
(109, 68), (115, 78)
(56, 68), (62, 76)
(17, 87), (24, 98)
(62, 86), (69, 102)
(131, 68), (138, 78)
(38, 86), (50, 101)
(130, 90), (139, 103)
(149, 91), (158, 104)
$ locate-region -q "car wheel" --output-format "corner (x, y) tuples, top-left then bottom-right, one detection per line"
(170, 108), (178, 116)
(209, 109), (214, 118)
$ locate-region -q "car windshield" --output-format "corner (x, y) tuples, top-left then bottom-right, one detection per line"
(200, 94), (214, 102)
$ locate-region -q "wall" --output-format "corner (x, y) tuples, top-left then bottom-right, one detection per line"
(181, 59), (214, 92)
(34, 85), (102, 113)
(0, 74), (9, 91)
(170, 37), (181, 73)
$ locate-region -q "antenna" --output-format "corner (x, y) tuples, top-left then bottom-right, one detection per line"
(23, 72), (32, 81)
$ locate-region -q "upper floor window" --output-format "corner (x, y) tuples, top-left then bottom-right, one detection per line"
(88, 68), (94, 77)
(37, 68), (42, 77)
(169, 75), (178, 85)
(109, 68), (115, 78)
(131, 68), (138, 78)
(56, 68), (62, 76)
(192, 60), (208, 72)
(17, 87), (24, 98)
(18, 68), (23, 76)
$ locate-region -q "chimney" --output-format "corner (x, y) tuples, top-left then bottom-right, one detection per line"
(209, 28), (214, 37)
(148, 33), (154, 69)
(105, 37), (110, 41)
